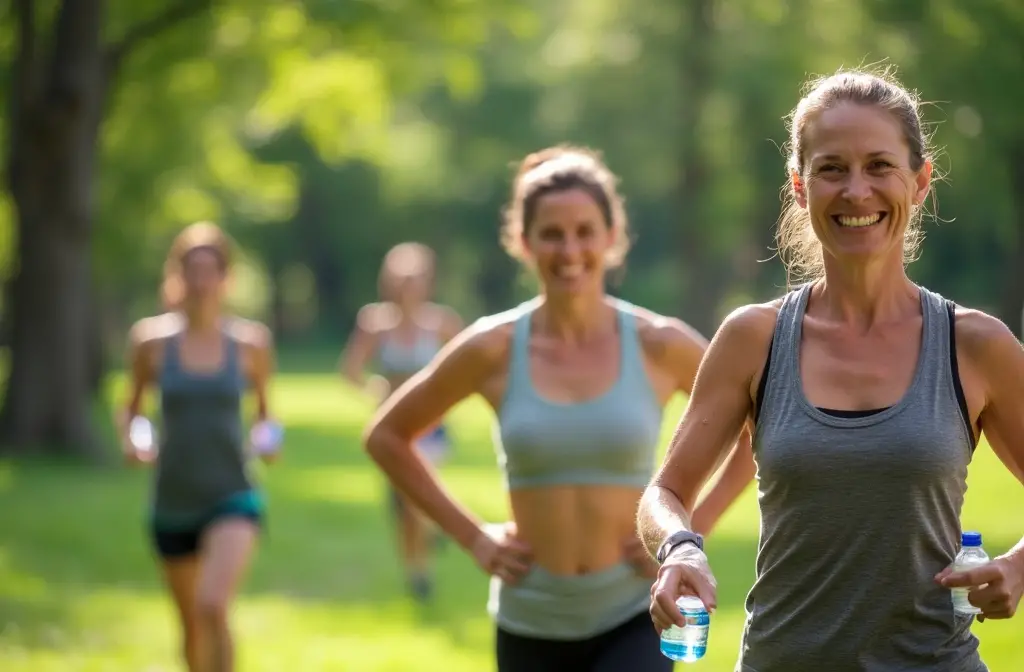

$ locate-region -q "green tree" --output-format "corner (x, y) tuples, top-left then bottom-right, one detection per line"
(3, 0), (213, 460)
(0, 0), (515, 460)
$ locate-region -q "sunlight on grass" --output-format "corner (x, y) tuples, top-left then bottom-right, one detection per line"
(1, 371), (1022, 670)
(281, 465), (384, 505)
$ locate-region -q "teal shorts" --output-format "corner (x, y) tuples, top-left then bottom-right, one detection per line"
(150, 490), (265, 559)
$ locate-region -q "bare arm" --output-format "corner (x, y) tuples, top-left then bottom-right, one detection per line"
(637, 305), (771, 557)
(962, 312), (1024, 553)
(116, 321), (158, 461)
(242, 321), (276, 422)
(339, 305), (380, 388)
(690, 430), (756, 537)
(651, 316), (759, 537)
(938, 310), (1024, 620)
(121, 324), (152, 423)
(363, 320), (500, 551)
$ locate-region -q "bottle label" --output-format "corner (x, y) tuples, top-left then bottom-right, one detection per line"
(680, 609), (710, 626)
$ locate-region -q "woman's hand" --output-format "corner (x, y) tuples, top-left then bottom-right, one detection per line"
(118, 412), (157, 466)
(650, 543), (718, 632)
(938, 555), (1024, 621)
(470, 522), (533, 585)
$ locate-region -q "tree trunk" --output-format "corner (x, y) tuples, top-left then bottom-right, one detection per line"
(1001, 140), (1024, 337)
(674, 0), (721, 335)
(0, 0), (212, 460)
(0, 0), (109, 460)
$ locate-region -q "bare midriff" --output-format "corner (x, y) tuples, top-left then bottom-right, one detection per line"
(510, 484), (644, 575)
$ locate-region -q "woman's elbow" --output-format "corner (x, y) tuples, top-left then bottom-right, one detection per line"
(362, 420), (388, 460)
(362, 419), (408, 467)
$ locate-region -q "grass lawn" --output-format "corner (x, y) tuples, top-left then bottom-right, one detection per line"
(1, 369), (1022, 671)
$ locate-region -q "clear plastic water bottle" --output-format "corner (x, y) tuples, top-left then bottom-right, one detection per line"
(952, 531), (989, 615)
(660, 596), (710, 663)
(250, 419), (284, 456)
(129, 416), (157, 459)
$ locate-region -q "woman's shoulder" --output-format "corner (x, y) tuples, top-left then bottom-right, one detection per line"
(454, 302), (532, 362)
(420, 302), (463, 339)
(224, 315), (273, 352)
(615, 296), (782, 361)
(128, 312), (184, 350)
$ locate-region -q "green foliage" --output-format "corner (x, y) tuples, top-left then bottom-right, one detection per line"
(4, 0), (1022, 333)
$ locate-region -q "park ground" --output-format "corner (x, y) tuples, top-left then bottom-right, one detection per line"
(1, 353), (1023, 671)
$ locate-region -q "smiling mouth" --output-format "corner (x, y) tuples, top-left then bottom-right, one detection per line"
(553, 265), (585, 280)
(832, 212), (886, 228)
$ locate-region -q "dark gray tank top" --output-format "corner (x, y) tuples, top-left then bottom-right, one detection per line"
(742, 284), (985, 672)
(153, 332), (253, 522)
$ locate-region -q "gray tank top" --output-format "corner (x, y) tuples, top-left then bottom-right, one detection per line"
(742, 283), (985, 672)
(153, 332), (253, 522)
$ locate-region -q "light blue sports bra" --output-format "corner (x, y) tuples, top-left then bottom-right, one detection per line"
(494, 300), (664, 490)
(376, 329), (441, 378)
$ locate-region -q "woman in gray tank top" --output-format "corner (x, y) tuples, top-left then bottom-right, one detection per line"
(119, 222), (278, 672)
(364, 145), (753, 671)
(340, 242), (463, 601)
(637, 68), (1024, 671)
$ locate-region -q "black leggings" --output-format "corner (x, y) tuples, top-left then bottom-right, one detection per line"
(496, 611), (673, 672)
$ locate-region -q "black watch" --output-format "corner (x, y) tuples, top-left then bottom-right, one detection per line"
(656, 530), (704, 564)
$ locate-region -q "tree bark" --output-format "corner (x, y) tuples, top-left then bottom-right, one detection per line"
(1, 0), (211, 460)
(674, 0), (722, 335)
(0, 0), (109, 459)
(1001, 140), (1024, 337)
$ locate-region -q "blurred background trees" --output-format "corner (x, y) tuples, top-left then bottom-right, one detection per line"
(1, 0), (1021, 458)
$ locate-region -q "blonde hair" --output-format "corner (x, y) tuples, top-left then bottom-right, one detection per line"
(501, 144), (631, 268)
(161, 221), (232, 309)
(777, 65), (935, 288)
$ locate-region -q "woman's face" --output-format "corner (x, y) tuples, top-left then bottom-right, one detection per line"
(389, 272), (431, 307)
(522, 188), (614, 299)
(181, 247), (227, 304)
(796, 102), (931, 266)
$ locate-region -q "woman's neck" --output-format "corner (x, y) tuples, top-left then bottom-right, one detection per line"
(182, 302), (221, 333)
(534, 290), (612, 343)
(816, 254), (918, 328)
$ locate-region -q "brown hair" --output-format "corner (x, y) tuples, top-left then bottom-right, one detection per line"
(777, 65), (935, 287)
(501, 145), (630, 267)
(161, 221), (232, 309)
(377, 241), (436, 300)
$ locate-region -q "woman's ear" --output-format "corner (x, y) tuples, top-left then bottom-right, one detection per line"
(792, 169), (808, 209)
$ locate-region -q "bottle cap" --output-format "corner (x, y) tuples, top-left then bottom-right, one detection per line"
(675, 596), (708, 613)
(961, 531), (982, 547)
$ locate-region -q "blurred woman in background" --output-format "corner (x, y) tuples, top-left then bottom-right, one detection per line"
(340, 242), (464, 601)
(120, 221), (278, 672)
(363, 147), (753, 671)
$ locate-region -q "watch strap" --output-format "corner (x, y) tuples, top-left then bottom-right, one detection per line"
(656, 530), (704, 564)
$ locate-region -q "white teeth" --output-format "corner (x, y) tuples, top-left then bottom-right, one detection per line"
(836, 213), (882, 227)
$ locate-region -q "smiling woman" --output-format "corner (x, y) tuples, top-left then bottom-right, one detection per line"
(363, 144), (754, 671)
(638, 67), (1024, 672)
(776, 70), (932, 287)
